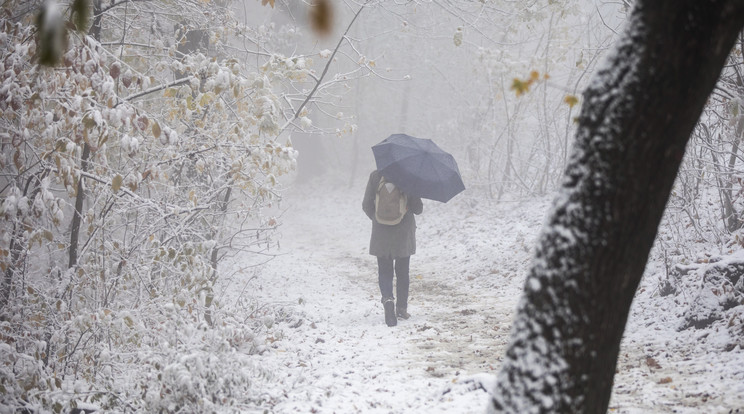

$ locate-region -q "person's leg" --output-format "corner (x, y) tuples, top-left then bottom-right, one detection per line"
(377, 257), (394, 301)
(377, 256), (397, 326)
(394, 257), (410, 319)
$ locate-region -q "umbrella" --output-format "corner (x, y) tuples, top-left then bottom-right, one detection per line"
(372, 133), (465, 202)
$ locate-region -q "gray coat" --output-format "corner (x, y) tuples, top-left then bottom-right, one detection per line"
(362, 170), (423, 259)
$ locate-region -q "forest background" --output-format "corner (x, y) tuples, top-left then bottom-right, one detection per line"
(1, 0), (743, 412)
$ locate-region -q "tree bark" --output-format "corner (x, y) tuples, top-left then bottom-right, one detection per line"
(490, 1), (744, 413)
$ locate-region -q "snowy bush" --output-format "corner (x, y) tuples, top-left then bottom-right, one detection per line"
(0, 0), (305, 411)
(650, 38), (744, 351)
(676, 253), (744, 332)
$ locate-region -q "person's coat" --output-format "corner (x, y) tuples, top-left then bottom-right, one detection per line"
(362, 170), (423, 259)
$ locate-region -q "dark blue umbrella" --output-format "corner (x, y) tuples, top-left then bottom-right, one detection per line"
(372, 133), (465, 202)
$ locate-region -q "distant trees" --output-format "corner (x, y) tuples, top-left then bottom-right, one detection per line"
(658, 31), (744, 353)
(490, 0), (744, 412)
(665, 32), (744, 248)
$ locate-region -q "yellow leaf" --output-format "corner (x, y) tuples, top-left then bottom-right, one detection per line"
(510, 78), (528, 96)
(564, 95), (579, 108)
(511, 71), (549, 97)
(261, 0), (275, 7)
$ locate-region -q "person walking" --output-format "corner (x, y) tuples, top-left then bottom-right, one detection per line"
(362, 169), (423, 327)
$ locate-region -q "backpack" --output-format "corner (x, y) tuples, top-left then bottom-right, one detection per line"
(375, 176), (408, 225)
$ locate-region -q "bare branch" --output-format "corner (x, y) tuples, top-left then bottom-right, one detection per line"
(280, 0), (370, 133)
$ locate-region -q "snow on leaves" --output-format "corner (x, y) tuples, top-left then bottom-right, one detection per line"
(0, 1), (299, 411)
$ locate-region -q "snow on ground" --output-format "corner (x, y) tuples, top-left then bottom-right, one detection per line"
(223, 178), (744, 413)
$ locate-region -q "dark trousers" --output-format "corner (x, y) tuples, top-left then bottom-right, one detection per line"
(377, 256), (410, 310)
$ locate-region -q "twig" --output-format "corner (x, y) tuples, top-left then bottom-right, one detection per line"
(280, 0), (370, 132)
(123, 77), (193, 102)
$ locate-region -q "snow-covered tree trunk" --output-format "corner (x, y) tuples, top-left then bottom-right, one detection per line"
(490, 1), (744, 413)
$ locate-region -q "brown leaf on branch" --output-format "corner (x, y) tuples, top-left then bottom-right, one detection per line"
(111, 175), (123, 193)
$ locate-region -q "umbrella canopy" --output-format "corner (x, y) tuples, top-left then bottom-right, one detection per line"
(372, 133), (465, 202)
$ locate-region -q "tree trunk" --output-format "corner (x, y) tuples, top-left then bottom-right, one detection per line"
(1, 226), (23, 310)
(723, 123), (742, 232)
(68, 142), (90, 269)
(490, 1), (744, 413)
(205, 185), (231, 327)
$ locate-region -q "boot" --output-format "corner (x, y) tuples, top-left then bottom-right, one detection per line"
(383, 298), (397, 327)
(396, 306), (410, 320)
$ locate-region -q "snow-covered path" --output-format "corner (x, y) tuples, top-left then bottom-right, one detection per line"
(238, 182), (540, 413)
(232, 181), (744, 413)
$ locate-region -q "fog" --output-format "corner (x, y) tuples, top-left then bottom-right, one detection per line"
(244, 0), (627, 192)
(3, 1), (744, 412)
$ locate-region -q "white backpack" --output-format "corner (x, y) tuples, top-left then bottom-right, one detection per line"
(375, 177), (408, 225)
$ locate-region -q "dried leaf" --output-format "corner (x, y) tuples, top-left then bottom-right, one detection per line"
(136, 116), (149, 131)
(510, 78), (529, 96)
(110, 62), (121, 79)
(112, 174), (123, 193)
(13, 150), (21, 170)
(564, 95), (579, 108)
(454, 28), (463, 47)
(511, 71), (549, 97)
(152, 121), (161, 139)
(645, 356), (661, 370)
(82, 114), (97, 129)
